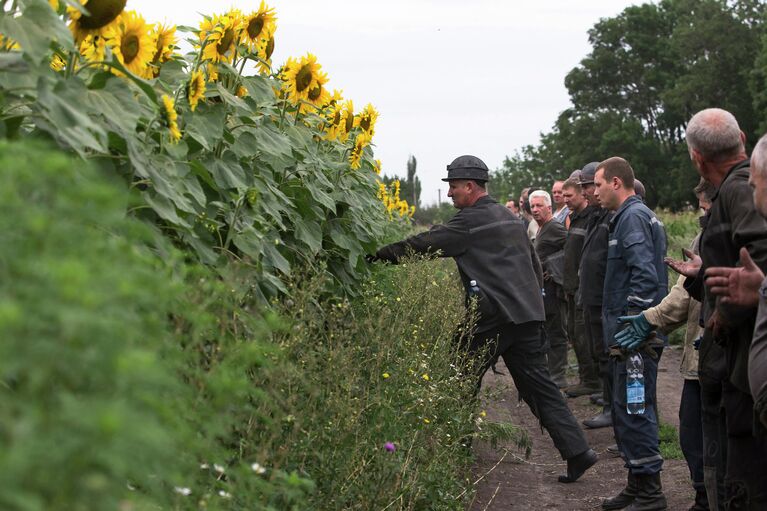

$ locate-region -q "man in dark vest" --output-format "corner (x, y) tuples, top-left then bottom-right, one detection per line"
(530, 189), (569, 388)
(562, 175), (601, 398)
(372, 155), (597, 483)
(578, 162), (615, 429)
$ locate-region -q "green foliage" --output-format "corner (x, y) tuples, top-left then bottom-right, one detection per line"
(492, 0), (767, 210)
(258, 256), (526, 510)
(0, 139), (319, 510)
(658, 422), (684, 460)
(0, 0), (395, 300)
(0, 140), (521, 509)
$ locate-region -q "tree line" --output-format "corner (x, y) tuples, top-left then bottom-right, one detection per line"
(490, 0), (767, 210)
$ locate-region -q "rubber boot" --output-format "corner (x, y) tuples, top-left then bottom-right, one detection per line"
(602, 472), (639, 510)
(625, 473), (667, 511)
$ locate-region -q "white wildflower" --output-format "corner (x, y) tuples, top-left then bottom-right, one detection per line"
(251, 462), (267, 475)
(174, 487), (192, 496)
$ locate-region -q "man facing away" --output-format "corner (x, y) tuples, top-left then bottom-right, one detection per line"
(594, 157), (668, 511)
(372, 155), (598, 484)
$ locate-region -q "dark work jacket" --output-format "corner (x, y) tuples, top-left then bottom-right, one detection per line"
(602, 195), (668, 345)
(563, 205), (597, 295)
(750, 277), (767, 408)
(578, 206), (613, 307)
(684, 160), (767, 392)
(535, 219), (566, 314)
(376, 195), (545, 332)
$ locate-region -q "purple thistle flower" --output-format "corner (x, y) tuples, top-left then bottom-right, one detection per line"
(384, 442), (396, 452)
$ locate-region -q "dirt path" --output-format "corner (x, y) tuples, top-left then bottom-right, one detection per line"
(469, 346), (694, 510)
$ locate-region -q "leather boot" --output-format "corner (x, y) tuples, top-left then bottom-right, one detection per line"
(603, 472), (639, 510)
(625, 473), (667, 511)
(566, 382), (602, 398)
(583, 406), (612, 429)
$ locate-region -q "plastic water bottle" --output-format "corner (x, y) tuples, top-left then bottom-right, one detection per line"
(469, 280), (480, 299)
(626, 353), (645, 415)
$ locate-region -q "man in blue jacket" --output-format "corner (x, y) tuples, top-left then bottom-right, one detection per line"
(374, 155), (597, 484)
(593, 157), (668, 510)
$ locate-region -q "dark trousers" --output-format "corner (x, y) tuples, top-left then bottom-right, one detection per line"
(609, 348), (664, 475)
(567, 294), (599, 388)
(699, 374), (767, 510)
(545, 298), (569, 386)
(679, 379), (705, 493)
(469, 321), (590, 459)
(722, 381), (767, 509)
(584, 304), (610, 403)
(700, 374), (727, 510)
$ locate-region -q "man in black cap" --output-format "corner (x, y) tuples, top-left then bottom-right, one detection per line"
(372, 155), (598, 483)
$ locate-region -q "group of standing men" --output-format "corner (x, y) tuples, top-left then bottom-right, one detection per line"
(372, 107), (767, 511)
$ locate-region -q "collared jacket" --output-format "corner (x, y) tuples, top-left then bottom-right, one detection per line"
(563, 205), (597, 295)
(535, 219), (567, 314)
(643, 233), (703, 380)
(685, 159), (767, 392)
(578, 206), (613, 307)
(376, 196), (545, 333)
(602, 195), (668, 344)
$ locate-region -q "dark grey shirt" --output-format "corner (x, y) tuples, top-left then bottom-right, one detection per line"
(376, 196), (545, 332)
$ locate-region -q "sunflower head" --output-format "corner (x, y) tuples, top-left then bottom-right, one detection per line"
(161, 94), (181, 143)
(79, 32), (108, 64)
(281, 53), (324, 107)
(242, 2), (277, 53)
(373, 159), (382, 175)
(199, 12), (244, 64)
(350, 132), (371, 170)
(339, 100), (355, 142)
(146, 23), (176, 76)
(68, 0), (126, 43)
(356, 104), (378, 136)
(300, 69), (330, 113)
(187, 69), (206, 111)
(106, 11), (156, 77)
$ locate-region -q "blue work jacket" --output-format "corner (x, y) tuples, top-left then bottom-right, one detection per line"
(602, 195), (668, 344)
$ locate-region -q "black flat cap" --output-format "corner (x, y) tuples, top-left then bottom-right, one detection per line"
(442, 155), (489, 182)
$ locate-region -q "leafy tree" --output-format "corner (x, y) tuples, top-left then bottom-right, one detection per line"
(494, 0), (765, 211)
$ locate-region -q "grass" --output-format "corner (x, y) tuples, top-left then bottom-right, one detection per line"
(658, 422), (684, 460)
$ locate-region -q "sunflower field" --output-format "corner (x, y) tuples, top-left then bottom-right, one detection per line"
(0, 1), (519, 510)
(0, 0), (414, 297)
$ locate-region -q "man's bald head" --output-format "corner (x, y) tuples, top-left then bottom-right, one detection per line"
(685, 108), (745, 162)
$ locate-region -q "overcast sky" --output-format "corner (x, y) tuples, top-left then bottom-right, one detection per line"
(130, 0), (638, 206)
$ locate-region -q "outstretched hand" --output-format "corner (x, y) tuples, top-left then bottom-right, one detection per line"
(665, 248), (701, 278)
(704, 247), (764, 307)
